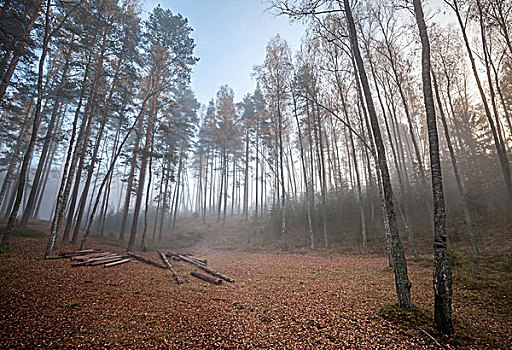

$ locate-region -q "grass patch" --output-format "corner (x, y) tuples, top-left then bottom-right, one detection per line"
(0, 226), (45, 238)
(378, 304), (432, 329)
(451, 250), (512, 299)
(66, 302), (81, 308)
(379, 304), (500, 348)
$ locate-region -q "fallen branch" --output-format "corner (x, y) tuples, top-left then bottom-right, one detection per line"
(104, 258), (131, 268)
(157, 250), (183, 284)
(127, 252), (166, 269)
(190, 271), (222, 285)
(173, 253), (234, 282)
(416, 327), (446, 349)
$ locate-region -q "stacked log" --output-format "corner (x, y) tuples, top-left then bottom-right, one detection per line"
(127, 252), (166, 269)
(172, 253), (234, 283)
(104, 259), (131, 267)
(157, 250), (183, 284)
(190, 271), (222, 285)
(52, 248), (234, 288)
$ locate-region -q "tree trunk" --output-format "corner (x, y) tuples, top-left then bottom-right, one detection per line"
(0, 0), (43, 102)
(432, 73), (478, 259)
(449, 0), (512, 203)
(158, 162), (170, 241)
(243, 128), (250, 222)
(128, 79), (159, 251)
(292, 90), (315, 248)
(338, 80), (367, 249)
(45, 52), (93, 257)
(141, 134), (155, 251)
(20, 41), (73, 227)
(0, 101), (32, 209)
(119, 113), (144, 241)
(277, 96), (287, 249)
(413, 0), (454, 334)
(79, 95), (152, 250)
(202, 147), (209, 225)
(344, 0), (412, 308)
(171, 145), (185, 231)
(70, 120), (106, 243)
(222, 152), (228, 233)
(34, 106), (62, 220)
(1, 0), (50, 250)
(62, 34), (107, 243)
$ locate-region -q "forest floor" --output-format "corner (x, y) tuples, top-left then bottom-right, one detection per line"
(0, 220), (511, 349)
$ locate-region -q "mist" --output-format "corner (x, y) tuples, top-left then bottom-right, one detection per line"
(1, 0), (511, 348)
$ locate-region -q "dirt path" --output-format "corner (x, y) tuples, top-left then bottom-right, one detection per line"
(1, 235), (510, 349)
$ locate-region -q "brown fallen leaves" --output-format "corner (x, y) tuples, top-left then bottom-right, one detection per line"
(0, 235), (511, 349)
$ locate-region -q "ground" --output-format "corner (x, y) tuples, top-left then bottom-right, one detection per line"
(0, 221), (511, 349)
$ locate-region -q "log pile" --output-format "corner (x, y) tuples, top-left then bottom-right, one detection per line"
(57, 250), (132, 267)
(52, 248), (234, 287)
(167, 252), (234, 283)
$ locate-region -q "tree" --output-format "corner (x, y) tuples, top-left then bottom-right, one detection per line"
(1, 0), (51, 250)
(0, 0), (43, 102)
(255, 35), (292, 249)
(413, 0), (454, 334)
(126, 5), (197, 251)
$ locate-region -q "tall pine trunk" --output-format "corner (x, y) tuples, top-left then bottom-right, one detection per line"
(128, 80), (159, 251)
(20, 39), (73, 227)
(2, 0), (50, 250)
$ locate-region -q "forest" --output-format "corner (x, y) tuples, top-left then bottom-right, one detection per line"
(1, 0), (511, 348)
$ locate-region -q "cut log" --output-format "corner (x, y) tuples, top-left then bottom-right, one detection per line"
(127, 252), (166, 269)
(189, 257), (207, 266)
(175, 254), (234, 282)
(44, 255), (66, 259)
(157, 250), (183, 284)
(71, 254), (124, 267)
(104, 258), (131, 268)
(190, 271), (222, 285)
(89, 257), (124, 266)
(183, 254), (208, 265)
(166, 252), (207, 266)
(71, 252), (112, 261)
(86, 254), (124, 262)
(60, 249), (97, 257)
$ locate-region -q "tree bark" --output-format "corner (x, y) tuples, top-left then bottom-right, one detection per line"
(344, 0), (412, 309)
(292, 89), (314, 248)
(20, 40), (73, 227)
(1, 0), (50, 250)
(128, 79), (159, 251)
(45, 52), (93, 257)
(119, 113), (144, 241)
(0, 0), (43, 102)
(413, 0), (454, 334)
(447, 0), (512, 203)
(0, 101), (32, 209)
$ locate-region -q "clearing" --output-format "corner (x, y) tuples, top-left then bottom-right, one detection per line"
(0, 222), (511, 349)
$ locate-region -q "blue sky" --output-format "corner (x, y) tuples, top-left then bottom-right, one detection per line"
(142, 0), (305, 105)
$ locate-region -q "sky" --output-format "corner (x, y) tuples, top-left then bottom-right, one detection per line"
(142, 0), (305, 105)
